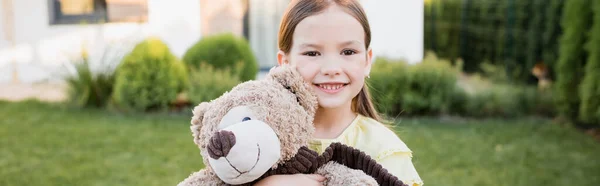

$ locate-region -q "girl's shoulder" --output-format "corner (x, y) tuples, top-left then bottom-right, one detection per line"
(353, 115), (413, 161)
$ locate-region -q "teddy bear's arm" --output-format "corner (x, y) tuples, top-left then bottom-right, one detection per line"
(177, 169), (226, 186)
(316, 161), (379, 186)
(321, 142), (409, 186)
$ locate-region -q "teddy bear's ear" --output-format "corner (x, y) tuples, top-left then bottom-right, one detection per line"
(191, 102), (210, 146)
(267, 65), (318, 116)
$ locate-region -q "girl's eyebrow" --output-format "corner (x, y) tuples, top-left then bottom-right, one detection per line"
(339, 40), (362, 47)
(299, 40), (362, 49)
(299, 43), (322, 49)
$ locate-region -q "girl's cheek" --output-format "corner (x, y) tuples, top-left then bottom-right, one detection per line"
(297, 64), (319, 82)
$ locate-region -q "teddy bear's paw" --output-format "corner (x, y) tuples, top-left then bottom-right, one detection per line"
(316, 161), (378, 186)
(177, 169), (226, 186)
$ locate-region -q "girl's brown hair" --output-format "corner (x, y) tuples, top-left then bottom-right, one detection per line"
(278, 0), (384, 122)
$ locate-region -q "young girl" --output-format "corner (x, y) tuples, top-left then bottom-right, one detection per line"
(256, 0), (423, 185)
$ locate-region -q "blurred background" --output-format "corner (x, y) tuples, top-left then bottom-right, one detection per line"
(0, 0), (599, 186)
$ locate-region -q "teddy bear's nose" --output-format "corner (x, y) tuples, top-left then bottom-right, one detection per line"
(207, 130), (236, 159)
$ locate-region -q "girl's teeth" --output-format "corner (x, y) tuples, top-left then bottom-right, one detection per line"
(319, 84), (343, 90)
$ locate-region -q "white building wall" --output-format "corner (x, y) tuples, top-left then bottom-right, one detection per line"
(248, 0), (289, 70)
(0, 0), (202, 84)
(0, 0), (6, 48)
(361, 0), (423, 64)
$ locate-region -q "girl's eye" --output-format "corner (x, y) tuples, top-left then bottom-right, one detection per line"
(242, 117), (251, 122)
(303, 51), (320, 56)
(342, 49), (356, 55)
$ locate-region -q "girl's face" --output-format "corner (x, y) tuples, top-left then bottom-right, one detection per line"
(278, 5), (372, 110)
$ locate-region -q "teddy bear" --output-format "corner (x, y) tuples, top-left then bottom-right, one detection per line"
(177, 65), (408, 186)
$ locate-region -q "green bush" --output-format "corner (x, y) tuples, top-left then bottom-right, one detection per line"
(403, 53), (459, 115)
(368, 52), (557, 118)
(463, 84), (556, 118)
(63, 49), (116, 108)
(368, 53), (460, 117)
(448, 87), (469, 116)
(368, 57), (410, 116)
(111, 38), (187, 112)
(578, 0), (600, 125)
(555, 0), (593, 121)
(183, 33), (258, 82)
(172, 58), (190, 93)
(188, 63), (241, 104)
(464, 85), (520, 118)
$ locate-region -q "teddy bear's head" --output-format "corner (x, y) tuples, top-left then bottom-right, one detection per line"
(190, 66), (318, 185)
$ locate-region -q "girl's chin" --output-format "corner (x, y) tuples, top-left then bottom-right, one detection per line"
(316, 98), (350, 109)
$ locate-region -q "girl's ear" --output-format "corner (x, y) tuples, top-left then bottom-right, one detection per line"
(277, 50), (289, 66)
(364, 47), (373, 77)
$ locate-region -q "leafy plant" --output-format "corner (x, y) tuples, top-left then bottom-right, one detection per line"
(188, 63), (241, 104)
(183, 33), (258, 81)
(111, 37), (186, 112)
(63, 46), (121, 108)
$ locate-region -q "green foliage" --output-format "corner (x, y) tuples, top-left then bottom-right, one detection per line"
(478, 61), (510, 83)
(183, 33), (258, 82)
(368, 53), (460, 117)
(555, 0), (593, 121)
(464, 84), (555, 118)
(424, 0), (462, 61)
(368, 57), (410, 116)
(424, 0), (581, 86)
(526, 0), (546, 79)
(403, 54), (459, 115)
(370, 50), (557, 119)
(188, 64), (241, 104)
(111, 38), (186, 112)
(542, 0), (565, 78)
(63, 48), (119, 108)
(578, 0), (600, 125)
(448, 86), (469, 116)
(172, 58), (190, 93)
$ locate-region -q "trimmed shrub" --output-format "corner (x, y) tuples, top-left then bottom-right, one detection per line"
(172, 58), (190, 93)
(111, 38), (186, 112)
(368, 53), (460, 117)
(188, 63), (241, 104)
(368, 57), (410, 116)
(578, 0), (600, 125)
(403, 53), (459, 115)
(183, 33), (258, 82)
(448, 87), (469, 116)
(555, 0), (593, 121)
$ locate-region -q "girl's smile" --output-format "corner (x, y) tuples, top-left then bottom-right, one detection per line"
(313, 82), (349, 94)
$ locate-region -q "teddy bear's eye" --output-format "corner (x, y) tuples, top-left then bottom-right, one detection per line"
(242, 117), (251, 122)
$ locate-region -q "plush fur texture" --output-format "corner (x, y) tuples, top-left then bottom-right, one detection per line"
(317, 162), (378, 186)
(178, 66), (405, 186)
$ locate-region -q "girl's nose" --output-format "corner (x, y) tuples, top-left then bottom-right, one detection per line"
(321, 57), (343, 76)
(321, 65), (342, 76)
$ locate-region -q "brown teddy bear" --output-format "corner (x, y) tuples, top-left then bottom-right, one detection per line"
(177, 66), (407, 186)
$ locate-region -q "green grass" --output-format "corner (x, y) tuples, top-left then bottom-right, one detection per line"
(1, 100), (599, 186)
(0, 100), (203, 186)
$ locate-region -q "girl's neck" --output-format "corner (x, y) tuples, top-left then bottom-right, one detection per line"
(313, 103), (357, 139)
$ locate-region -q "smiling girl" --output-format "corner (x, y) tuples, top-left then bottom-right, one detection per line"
(255, 0), (423, 185)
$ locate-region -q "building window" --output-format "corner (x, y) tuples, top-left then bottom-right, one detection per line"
(49, 0), (148, 25)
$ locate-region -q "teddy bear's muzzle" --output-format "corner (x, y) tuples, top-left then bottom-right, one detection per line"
(207, 120), (281, 185)
(207, 130), (236, 159)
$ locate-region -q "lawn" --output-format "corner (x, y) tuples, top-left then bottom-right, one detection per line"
(1, 100), (599, 186)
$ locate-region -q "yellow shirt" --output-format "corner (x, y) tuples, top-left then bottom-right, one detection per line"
(308, 114), (424, 186)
